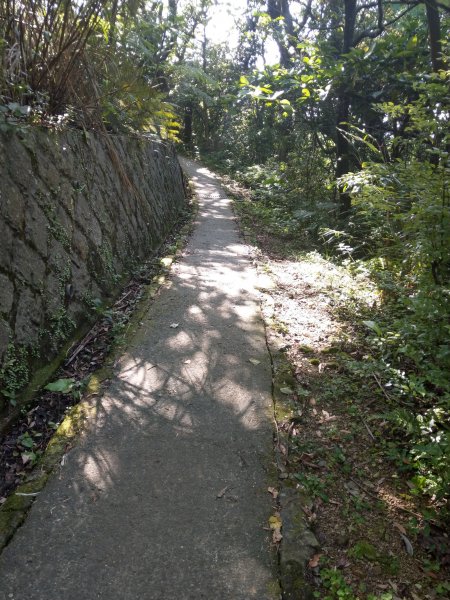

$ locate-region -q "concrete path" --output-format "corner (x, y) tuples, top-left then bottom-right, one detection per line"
(0, 159), (278, 599)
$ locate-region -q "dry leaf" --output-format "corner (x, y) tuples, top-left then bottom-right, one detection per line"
(269, 513), (282, 544)
(278, 443), (287, 456)
(216, 485), (229, 499)
(401, 533), (414, 556)
(272, 529), (283, 543)
(308, 554), (321, 568)
(336, 557), (350, 569)
(269, 514), (282, 530)
(393, 522), (406, 536)
(268, 487), (279, 499)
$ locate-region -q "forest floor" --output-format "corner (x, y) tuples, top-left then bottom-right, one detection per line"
(220, 174), (450, 600)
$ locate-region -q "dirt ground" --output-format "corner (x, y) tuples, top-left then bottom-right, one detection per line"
(227, 177), (450, 600)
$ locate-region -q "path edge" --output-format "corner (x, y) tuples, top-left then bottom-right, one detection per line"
(0, 179), (199, 554)
(214, 171), (321, 599)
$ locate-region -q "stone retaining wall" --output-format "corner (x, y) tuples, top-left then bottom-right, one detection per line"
(0, 127), (186, 407)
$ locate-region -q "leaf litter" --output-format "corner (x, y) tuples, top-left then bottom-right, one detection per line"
(256, 255), (450, 598)
(229, 194), (450, 598)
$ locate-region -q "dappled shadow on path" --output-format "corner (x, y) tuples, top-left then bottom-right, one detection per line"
(0, 160), (277, 600)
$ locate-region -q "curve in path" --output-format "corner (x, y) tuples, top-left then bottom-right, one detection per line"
(0, 158), (278, 600)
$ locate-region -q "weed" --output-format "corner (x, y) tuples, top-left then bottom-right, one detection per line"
(294, 473), (330, 502)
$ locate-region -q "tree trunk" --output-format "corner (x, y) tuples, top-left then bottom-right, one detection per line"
(335, 0), (357, 217)
(108, 0), (119, 47)
(425, 0), (443, 71)
(183, 103), (194, 150)
(335, 91), (351, 215)
(267, 0), (293, 67)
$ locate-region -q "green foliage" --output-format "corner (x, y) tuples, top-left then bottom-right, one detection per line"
(294, 472), (329, 502)
(314, 568), (356, 600)
(0, 1), (212, 136)
(44, 378), (76, 394)
(0, 344), (30, 405)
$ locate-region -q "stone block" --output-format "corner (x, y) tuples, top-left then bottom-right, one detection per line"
(73, 229), (89, 262)
(85, 215), (102, 248)
(15, 287), (43, 345)
(25, 201), (49, 256)
(0, 319), (11, 364)
(44, 273), (64, 317)
(71, 261), (91, 297)
(279, 488), (319, 600)
(5, 133), (34, 191)
(37, 153), (61, 191)
(73, 193), (91, 229)
(57, 137), (76, 179)
(47, 240), (71, 279)
(0, 220), (14, 271)
(0, 274), (14, 315)
(0, 183), (26, 232)
(57, 180), (75, 215)
(13, 239), (46, 290)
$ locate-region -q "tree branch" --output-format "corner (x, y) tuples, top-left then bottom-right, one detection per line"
(353, 4), (418, 46)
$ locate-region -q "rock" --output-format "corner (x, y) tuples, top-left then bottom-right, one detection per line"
(13, 239), (46, 289)
(0, 319), (11, 364)
(25, 201), (49, 256)
(15, 287), (43, 345)
(0, 220), (13, 271)
(0, 274), (14, 315)
(0, 183), (25, 232)
(279, 487), (320, 600)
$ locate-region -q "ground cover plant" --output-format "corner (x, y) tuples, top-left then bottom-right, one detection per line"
(220, 169), (450, 599)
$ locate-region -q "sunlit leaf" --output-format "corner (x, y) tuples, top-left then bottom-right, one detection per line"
(44, 378), (76, 394)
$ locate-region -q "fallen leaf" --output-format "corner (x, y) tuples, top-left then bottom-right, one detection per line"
(169, 323), (179, 329)
(216, 485), (229, 499)
(308, 554), (321, 568)
(401, 533), (414, 556)
(269, 514), (282, 530)
(249, 358), (260, 365)
(267, 487), (279, 499)
(278, 443), (287, 456)
(280, 387), (293, 395)
(422, 570), (438, 579)
(389, 581), (398, 593)
(336, 557), (350, 569)
(393, 522), (407, 536)
(272, 529), (283, 543)
(344, 481), (361, 498)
